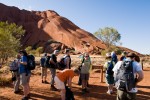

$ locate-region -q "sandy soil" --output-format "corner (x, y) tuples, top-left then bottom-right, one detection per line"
(0, 55), (150, 100)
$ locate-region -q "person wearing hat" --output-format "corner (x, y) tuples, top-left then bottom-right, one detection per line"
(54, 68), (80, 100)
(103, 53), (115, 95)
(111, 51), (118, 64)
(63, 49), (71, 69)
(49, 50), (59, 91)
(120, 51), (127, 61)
(19, 50), (31, 100)
(40, 53), (48, 83)
(113, 52), (144, 100)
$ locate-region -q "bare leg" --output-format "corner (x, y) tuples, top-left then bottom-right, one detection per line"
(60, 89), (66, 100)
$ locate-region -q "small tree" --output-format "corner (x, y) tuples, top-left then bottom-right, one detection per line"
(0, 22), (25, 64)
(94, 27), (121, 49)
(25, 46), (32, 54)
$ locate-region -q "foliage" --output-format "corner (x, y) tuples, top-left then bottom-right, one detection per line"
(36, 47), (43, 56)
(0, 77), (12, 86)
(0, 22), (25, 64)
(29, 50), (36, 56)
(25, 46), (32, 54)
(94, 27), (121, 49)
(25, 46), (43, 56)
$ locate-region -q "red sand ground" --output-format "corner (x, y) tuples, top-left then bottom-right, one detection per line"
(0, 67), (150, 100)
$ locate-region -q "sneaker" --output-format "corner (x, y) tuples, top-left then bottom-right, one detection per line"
(44, 80), (49, 84)
(82, 89), (86, 94)
(110, 90), (113, 94)
(106, 90), (112, 95)
(14, 90), (20, 94)
(22, 96), (28, 100)
(42, 80), (44, 83)
(84, 88), (89, 93)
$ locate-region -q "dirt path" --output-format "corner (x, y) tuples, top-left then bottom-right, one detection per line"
(0, 68), (150, 100)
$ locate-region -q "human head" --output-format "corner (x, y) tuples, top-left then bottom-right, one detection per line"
(106, 52), (111, 59)
(53, 50), (59, 55)
(84, 52), (89, 59)
(65, 49), (70, 54)
(111, 51), (115, 56)
(19, 50), (28, 56)
(127, 52), (136, 59)
(74, 68), (80, 76)
(16, 54), (21, 59)
(122, 51), (127, 56)
(135, 54), (140, 62)
(43, 53), (47, 56)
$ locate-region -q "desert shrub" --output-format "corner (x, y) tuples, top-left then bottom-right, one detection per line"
(0, 77), (12, 86)
(101, 49), (111, 56)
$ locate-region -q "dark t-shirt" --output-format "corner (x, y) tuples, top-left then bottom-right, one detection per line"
(50, 54), (57, 68)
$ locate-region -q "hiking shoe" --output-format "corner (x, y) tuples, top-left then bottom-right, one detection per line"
(50, 86), (58, 91)
(84, 88), (89, 93)
(77, 82), (81, 85)
(82, 89), (86, 94)
(44, 80), (49, 84)
(22, 96), (28, 100)
(42, 80), (44, 83)
(14, 90), (20, 94)
(110, 90), (114, 94)
(106, 90), (112, 95)
(27, 94), (30, 98)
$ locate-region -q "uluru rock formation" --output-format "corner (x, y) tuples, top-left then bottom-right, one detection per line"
(0, 3), (142, 55)
(0, 3), (106, 53)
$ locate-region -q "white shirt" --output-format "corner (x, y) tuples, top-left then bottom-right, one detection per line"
(113, 58), (142, 93)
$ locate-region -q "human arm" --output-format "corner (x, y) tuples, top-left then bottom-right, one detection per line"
(66, 57), (70, 69)
(68, 77), (72, 89)
(20, 56), (27, 65)
(50, 55), (57, 66)
(136, 70), (144, 83)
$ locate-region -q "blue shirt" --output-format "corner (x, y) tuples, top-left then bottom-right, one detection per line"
(19, 56), (31, 74)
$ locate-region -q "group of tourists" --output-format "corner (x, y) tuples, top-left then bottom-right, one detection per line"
(10, 50), (31, 100)
(103, 51), (144, 100)
(10, 49), (144, 100)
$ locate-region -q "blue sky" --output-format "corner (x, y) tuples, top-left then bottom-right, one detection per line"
(0, 0), (150, 54)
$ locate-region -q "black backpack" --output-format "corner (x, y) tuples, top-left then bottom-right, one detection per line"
(44, 56), (51, 68)
(26, 55), (36, 70)
(9, 60), (18, 72)
(58, 56), (70, 70)
(115, 60), (135, 92)
(40, 57), (46, 67)
(65, 86), (75, 100)
(106, 61), (114, 75)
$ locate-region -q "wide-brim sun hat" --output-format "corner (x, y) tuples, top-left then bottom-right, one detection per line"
(127, 52), (136, 57)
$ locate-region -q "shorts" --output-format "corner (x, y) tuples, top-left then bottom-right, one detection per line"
(81, 73), (89, 80)
(106, 74), (114, 84)
(20, 73), (31, 86)
(41, 67), (47, 77)
(54, 76), (65, 90)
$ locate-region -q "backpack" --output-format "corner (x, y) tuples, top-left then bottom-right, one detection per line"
(115, 60), (135, 92)
(112, 54), (118, 64)
(58, 56), (70, 70)
(9, 60), (18, 72)
(44, 56), (51, 68)
(40, 57), (46, 67)
(65, 86), (75, 100)
(106, 61), (114, 75)
(26, 55), (36, 70)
